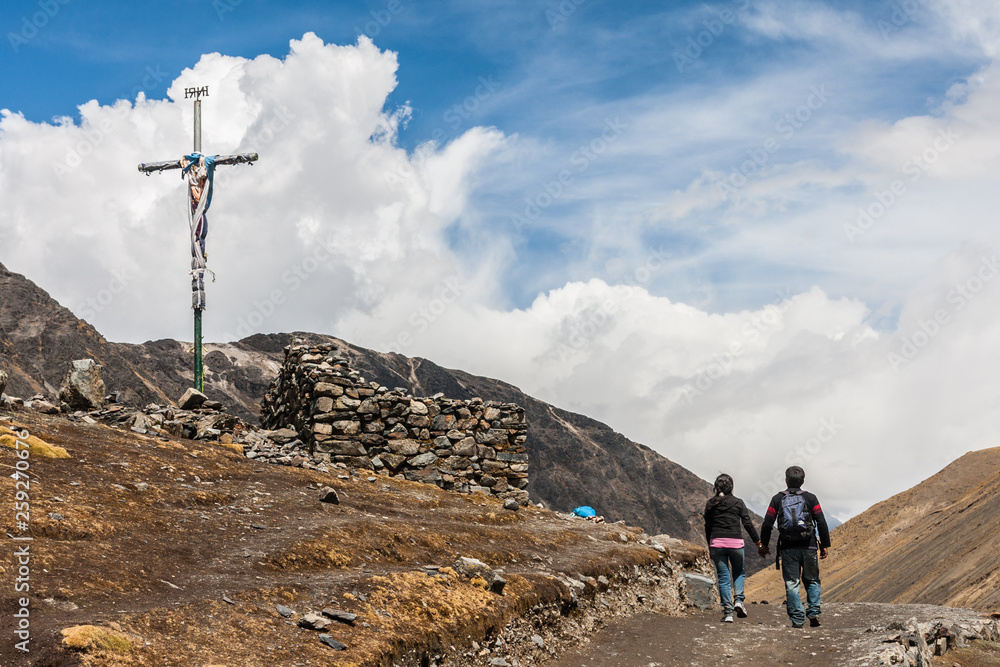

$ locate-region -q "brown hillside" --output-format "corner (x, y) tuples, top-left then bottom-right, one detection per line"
(0, 410), (703, 666)
(747, 446), (1000, 611)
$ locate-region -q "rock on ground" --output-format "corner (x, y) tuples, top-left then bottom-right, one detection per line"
(58, 359), (106, 411)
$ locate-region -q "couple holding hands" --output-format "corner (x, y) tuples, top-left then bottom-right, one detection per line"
(703, 465), (831, 628)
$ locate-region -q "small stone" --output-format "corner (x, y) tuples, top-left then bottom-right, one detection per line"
(318, 634), (347, 650)
(319, 487), (340, 504)
(222, 596), (236, 605)
(30, 400), (60, 414)
(408, 452), (439, 467)
(321, 609), (357, 624)
(531, 634), (545, 648)
(275, 604), (294, 618)
(298, 612), (331, 631)
(490, 658), (509, 667)
(503, 499), (519, 511)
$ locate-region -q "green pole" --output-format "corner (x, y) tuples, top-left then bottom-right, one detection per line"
(195, 309), (204, 392)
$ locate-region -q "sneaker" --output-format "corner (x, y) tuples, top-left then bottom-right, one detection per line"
(809, 616), (821, 627)
(734, 601), (747, 618)
(791, 621), (804, 628)
(722, 615), (734, 623)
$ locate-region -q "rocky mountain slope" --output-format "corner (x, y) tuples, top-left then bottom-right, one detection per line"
(747, 445), (1000, 611)
(0, 262), (761, 553)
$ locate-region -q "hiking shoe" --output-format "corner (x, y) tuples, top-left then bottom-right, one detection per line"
(809, 616), (821, 627)
(734, 601), (747, 618)
(791, 621), (804, 628)
(722, 615), (734, 623)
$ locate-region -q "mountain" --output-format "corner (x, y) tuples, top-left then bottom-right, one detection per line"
(0, 262), (176, 404)
(747, 445), (1000, 610)
(0, 262), (764, 556)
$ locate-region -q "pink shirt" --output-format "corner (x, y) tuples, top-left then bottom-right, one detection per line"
(709, 537), (745, 549)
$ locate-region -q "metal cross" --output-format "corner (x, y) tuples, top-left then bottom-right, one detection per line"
(137, 86), (258, 394)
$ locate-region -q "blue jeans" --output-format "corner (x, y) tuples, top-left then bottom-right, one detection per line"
(781, 547), (821, 624)
(709, 546), (745, 615)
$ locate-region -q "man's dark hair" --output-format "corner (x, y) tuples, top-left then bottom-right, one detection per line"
(785, 466), (805, 488)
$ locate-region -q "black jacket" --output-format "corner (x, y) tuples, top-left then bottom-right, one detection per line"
(759, 488), (831, 550)
(704, 494), (760, 546)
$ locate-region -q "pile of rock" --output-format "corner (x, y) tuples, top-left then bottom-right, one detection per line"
(260, 343), (531, 505)
(864, 613), (1000, 665)
(88, 395), (242, 442)
(0, 370), (249, 449)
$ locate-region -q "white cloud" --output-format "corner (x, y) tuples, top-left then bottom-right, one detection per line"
(5, 22), (1000, 525)
(0, 33), (508, 344)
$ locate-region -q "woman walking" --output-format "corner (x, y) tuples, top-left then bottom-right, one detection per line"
(704, 473), (762, 623)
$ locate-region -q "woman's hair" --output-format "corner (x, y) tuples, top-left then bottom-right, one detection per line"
(706, 473), (735, 510)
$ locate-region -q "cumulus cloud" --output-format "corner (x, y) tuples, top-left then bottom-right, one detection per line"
(0, 33), (506, 344)
(5, 24), (1000, 523)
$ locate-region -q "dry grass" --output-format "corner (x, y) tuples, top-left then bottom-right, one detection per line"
(61, 624), (135, 653)
(0, 424), (70, 457)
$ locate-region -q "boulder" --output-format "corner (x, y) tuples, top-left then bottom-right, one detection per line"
(0, 369), (7, 397)
(319, 487), (340, 504)
(58, 359), (105, 411)
(178, 388), (208, 410)
(681, 572), (717, 610)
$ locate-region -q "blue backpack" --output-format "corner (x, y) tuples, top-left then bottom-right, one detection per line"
(778, 490), (815, 541)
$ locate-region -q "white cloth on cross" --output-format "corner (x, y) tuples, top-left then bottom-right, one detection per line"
(180, 153), (216, 310)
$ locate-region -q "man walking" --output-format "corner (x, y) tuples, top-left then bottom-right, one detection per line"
(758, 466), (831, 628)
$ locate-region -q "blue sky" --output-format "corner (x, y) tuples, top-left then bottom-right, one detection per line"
(3, 0), (1000, 519)
(3, 0), (987, 314)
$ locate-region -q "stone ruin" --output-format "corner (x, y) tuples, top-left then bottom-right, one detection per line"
(260, 343), (531, 506)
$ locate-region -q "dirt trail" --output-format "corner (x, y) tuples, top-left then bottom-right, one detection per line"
(548, 602), (1000, 667)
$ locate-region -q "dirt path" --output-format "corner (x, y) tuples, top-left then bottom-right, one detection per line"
(547, 601), (1000, 667)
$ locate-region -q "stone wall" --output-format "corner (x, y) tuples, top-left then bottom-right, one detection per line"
(260, 343), (530, 505)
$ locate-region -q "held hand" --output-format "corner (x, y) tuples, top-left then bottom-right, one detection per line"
(758, 545), (770, 558)
(820, 547), (829, 559)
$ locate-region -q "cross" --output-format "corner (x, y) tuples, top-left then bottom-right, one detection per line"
(137, 86), (258, 394)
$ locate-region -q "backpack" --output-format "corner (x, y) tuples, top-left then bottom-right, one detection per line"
(777, 490), (815, 541)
